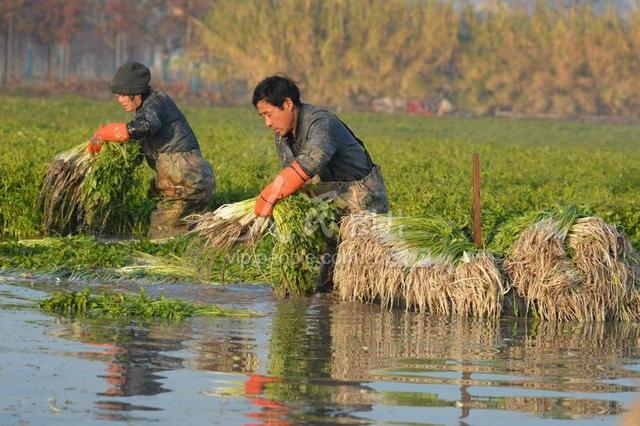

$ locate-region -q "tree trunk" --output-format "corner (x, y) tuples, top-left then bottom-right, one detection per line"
(114, 32), (121, 71)
(185, 1), (192, 89)
(15, 35), (23, 81)
(3, 15), (14, 86)
(61, 43), (72, 81)
(66, 42), (72, 81)
(57, 44), (64, 81)
(45, 43), (52, 82)
(1, 35), (6, 85)
(114, 31), (126, 68)
(122, 32), (127, 64)
(161, 47), (170, 81)
(24, 39), (33, 78)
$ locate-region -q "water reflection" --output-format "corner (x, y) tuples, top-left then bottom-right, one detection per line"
(192, 333), (259, 374)
(329, 303), (640, 421)
(207, 298), (640, 424)
(261, 300), (342, 424)
(48, 319), (186, 420)
(21, 285), (640, 424)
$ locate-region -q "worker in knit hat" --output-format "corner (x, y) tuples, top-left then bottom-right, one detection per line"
(88, 61), (215, 238)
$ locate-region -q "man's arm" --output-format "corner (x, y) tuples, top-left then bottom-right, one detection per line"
(254, 161), (311, 217)
(127, 108), (162, 139)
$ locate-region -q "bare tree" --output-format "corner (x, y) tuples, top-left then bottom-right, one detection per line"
(0, 0), (24, 85)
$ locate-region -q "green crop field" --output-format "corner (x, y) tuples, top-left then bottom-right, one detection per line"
(1, 95), (639, 281)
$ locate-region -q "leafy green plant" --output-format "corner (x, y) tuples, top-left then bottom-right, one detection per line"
(39, 287), (255, 319)
(2, 97), (640, 308)
(79, 142), (152, 235)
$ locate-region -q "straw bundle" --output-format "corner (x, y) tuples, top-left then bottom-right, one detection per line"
(502, 206), (582, 321)
(398, 253), (506, 319)
(334, 212), (399, 304)
(336, 206), (640, 321)
(379, 216), (509, 318)
(452, 252), (508, 318)
(372, 250), (407, 310)
(401, 262), (454, 315)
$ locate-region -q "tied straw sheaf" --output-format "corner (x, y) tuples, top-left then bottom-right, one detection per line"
(38, 141), (146, 236)
(186, 193), (339, 296)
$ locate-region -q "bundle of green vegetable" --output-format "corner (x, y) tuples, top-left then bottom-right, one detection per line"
(502, 206), (583, 320)
(38, 144), (92, 234)
(503, 206), (640, 321)
(374, 215), (473, 311)
(186, 199), (268, 251)
(333, 212), (386, 304)
(188, 194), (339, 296)
(335, 212), (507, 318)
(374, 215), (475, 266)
(489, 205), (580, 257)
(38, 141), (149, 236)
(39, 287), (254, 320)
(567, 217), (640, 322)
(270, 194), (339, 296)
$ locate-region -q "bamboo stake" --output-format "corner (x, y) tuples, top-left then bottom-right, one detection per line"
(472, 153), (483, 248)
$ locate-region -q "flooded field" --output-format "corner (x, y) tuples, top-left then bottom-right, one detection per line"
(1, 279), (639, 425)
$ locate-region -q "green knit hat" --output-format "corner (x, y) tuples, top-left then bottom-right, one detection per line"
(111, 62), (151, 95)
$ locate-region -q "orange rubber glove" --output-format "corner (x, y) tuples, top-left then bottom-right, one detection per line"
(87, 123), (129, 154)
(87, 125), (104, 154)
(254, 161), (311, 217)
(97, 123), (129, 142)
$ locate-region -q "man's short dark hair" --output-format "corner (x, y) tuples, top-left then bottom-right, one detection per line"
(252, 75), (302, 108)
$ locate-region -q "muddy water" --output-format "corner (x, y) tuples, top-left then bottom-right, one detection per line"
(1, 280), (639, 425)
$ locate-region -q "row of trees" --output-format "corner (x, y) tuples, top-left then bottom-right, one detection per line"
(195, 0), (640, 116)
(0, 0), (207, 85)
(3, 0), (640, 116)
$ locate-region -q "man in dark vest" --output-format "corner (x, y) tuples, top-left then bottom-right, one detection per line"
(87, 61), (215, 238)
(251, 75), (389, 290)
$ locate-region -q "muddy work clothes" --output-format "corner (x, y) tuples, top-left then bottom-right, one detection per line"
(126, 89), (200, 168)
(274, 103), (389, 214)
(148, 150), (215, 239)
(125, 89), (214, 238)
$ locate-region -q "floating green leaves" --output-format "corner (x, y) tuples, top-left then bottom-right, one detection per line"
(39, 288), (255, 320)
